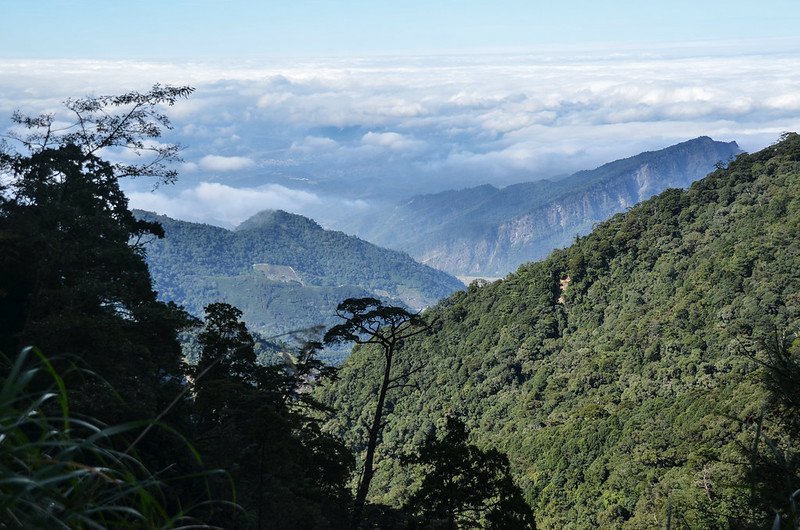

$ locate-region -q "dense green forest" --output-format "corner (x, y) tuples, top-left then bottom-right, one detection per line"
(136, 209), (463, 362)
(322, 134), (800, 529)
(0, 87), (355, 529)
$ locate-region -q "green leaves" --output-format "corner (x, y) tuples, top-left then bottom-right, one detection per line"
(0, 348), (210, 529)
(189, 303), (354, 529)
(404, 416), (536, 530)
(324, 134), (800, 528)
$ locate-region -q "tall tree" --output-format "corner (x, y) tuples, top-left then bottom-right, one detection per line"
(193, 302), (260, 429)
(0, 85), (194, 422)
(193, 303), (354, 529)
(740, 322), (800, 528)
(324, 297), (428, 528)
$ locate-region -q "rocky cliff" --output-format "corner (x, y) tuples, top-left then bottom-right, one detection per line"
(362, 137), (741, 276)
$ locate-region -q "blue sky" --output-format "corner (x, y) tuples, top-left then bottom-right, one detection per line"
(3, 0), (800, 58)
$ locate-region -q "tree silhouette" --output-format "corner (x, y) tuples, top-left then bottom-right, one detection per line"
(404, 416), (536, 530)
(0, 85), (194, 423)
(4, 84), (194, 184)
(324, 297), (428, 529)
(192, 303), (354, 529)
(739, 323), (800, 527)
(192, 302), (260, 430)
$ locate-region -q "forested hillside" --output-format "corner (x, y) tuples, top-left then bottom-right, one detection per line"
(351, 137), (740, 276)
(322, 134), (800, 528)
(3, 85), (797, 530)
(137, 209), (463, 358)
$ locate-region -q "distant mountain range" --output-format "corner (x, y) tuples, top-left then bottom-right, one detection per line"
(346, 137), (741, 276)
(136, 209), (464, 361)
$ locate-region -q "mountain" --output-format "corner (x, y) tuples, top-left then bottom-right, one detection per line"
(352, 137), (741, 277)
(321, 134), (800, 527)
(136, 209), (464, 361)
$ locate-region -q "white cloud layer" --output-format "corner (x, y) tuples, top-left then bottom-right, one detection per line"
(129, 182), (321, 227)
(196, 155), (256, 172)
(2, 47), (800, 226)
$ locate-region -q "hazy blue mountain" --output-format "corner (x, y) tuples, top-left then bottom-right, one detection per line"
(350, 137), (741, 276)
(136, 209), (464, 361)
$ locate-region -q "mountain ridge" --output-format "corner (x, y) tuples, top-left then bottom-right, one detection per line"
(136, 209), (464, 361)
(353, 137), (741, 276)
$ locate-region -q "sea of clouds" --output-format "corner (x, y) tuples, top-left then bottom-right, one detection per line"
(2, 48), (799, 228)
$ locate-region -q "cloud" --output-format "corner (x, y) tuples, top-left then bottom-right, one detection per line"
(128, 182), (321, 227)
(3, 47), (800, 226)
(361, 131), (426, 152)
(197, 154), (256, 172)
(290, 135), (339, 154)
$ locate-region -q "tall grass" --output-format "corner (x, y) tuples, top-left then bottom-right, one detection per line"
(0, 347), (224, 529)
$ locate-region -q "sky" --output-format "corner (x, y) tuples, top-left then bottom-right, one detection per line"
(2, 1), (800, 228)
(3, 1), (800, 58)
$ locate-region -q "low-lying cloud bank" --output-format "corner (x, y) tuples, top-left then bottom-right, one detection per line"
(128, 182), (322, 228)
(2, 46), (799, 227)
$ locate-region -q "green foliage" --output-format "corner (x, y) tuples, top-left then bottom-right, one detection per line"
(324, 297), (429, 529)
(0, 347), (212, 529)
(355, 137), (741, 276)
(0, 90), (355, 530)
(741, 323), (800, 528)
(403, 416), (536, 529)
(0, 90), (194, 425)
(135, 209), (463, 363)
(7, 87), (799, 529)
(323, 134), (800, 528)
(193, 302), (261, 429)
(191, 303), (354, 529)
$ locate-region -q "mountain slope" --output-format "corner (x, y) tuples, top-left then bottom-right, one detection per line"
(322, 134), (800, 528)
(137, 210), (464, 359)
(358, 137), (740, 276)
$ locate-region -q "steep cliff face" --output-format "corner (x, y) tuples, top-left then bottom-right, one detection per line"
(364, 137), (741, 276)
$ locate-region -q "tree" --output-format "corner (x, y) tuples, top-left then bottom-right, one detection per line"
(193, 303), (354, 529)
(324, 297), (428, 528)
(404, 416), (536, 530)
(193, 302), (260, 429)
(740, 323), (800, 528)
(0, 85), (194, 423)
(3, 83), (194, 184)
